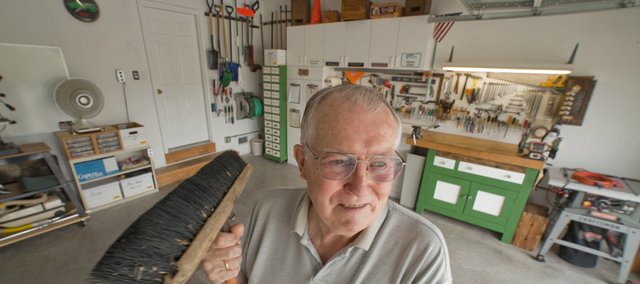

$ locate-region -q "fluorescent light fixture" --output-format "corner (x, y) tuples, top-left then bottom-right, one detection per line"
(442, 63), (572, 75)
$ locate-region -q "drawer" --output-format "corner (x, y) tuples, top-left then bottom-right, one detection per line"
(458, 161), (526, 184)
(271, 91), (280, 99)
(265, 141), (273, 148)
(264, 99), (272, 106)
(273, 143), (280, 151)
(272, 99), (280, 107)
(271, 75), (279, 83)
(272, 129), (280, 136)
(271, 67), (280, 75)
(266, 148), (274, 155)
(265, 121), (273, 127)
(263, 74), (271, 82)
(265, 134), (273, 142)
(272, 122), (280, 128)
(265, 128), (273, 135)
(273, 150), (280, 156)
(271, 83), (280, 91)
(265, 113), (273, 120)
(273, 136), (280, 143)
(273, 114), (280, 121)
(433, 156), (456, 170)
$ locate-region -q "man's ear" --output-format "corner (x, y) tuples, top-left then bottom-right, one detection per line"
(293, 144), (307, 180)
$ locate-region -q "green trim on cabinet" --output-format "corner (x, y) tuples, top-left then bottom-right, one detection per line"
(416, 149), (539, 244)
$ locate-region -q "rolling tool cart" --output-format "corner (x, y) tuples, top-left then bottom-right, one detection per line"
(535, 167), (640, 284)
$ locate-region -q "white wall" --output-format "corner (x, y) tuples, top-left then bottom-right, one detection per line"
(428, 8), (640, 178)
(0, 0), (288, 172)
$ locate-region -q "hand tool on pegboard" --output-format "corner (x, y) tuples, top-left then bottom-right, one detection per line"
(206, 0), (219, 70)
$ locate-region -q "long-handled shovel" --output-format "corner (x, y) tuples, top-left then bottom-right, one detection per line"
(206, 0), (218, 70)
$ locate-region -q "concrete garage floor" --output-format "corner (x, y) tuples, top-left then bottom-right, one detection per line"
(0, 154), (633, 283)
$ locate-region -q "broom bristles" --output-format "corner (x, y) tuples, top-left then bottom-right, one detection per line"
(90, 150), (247, 283)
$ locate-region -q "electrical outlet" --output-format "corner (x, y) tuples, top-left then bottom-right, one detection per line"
(147, 148), (154, 157)
(115, 69), (126, 83)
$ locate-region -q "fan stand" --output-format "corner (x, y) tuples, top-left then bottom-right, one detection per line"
(72, 118), (102, 134)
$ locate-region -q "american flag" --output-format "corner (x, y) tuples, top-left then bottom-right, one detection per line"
(432, 13), (461, 43)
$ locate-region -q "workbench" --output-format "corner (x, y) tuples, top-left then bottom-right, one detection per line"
(535, 168), (640, 284)
(0, 143), (88, 247)
(411, 131), (544, 243)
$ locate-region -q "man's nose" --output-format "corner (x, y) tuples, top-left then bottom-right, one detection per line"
(346, 161), (369, 194)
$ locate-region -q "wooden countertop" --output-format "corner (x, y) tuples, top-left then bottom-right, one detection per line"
(407, 131), (545, 170)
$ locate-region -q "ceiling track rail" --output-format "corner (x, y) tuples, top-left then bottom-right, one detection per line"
(433, 0), (637, 22)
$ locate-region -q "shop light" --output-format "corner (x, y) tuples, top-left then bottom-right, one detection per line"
(442, 64), (572, 75)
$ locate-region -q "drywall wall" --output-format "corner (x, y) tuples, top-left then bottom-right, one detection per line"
(429, 8), (640, 178)
(0, 0), (288, 172)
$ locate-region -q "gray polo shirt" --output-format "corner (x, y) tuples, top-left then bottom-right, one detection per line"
(239, 188), (452, 284)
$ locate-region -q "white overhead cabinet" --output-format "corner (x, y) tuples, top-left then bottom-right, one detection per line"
(370, 16), (432, 70)
(286, 25), (324, 67)
(395, 16), (432, 70)
(369, 18), (400, 68)
(323, 22), (347, 67)
(288, 16), (432, 70)
(344, 20), (371, 68)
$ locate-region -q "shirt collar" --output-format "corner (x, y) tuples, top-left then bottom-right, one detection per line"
(292, 193), (389, 251)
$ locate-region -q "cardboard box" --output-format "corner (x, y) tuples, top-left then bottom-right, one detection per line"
(264, 49), (286, 66)
(114, 122), (147, 149)
(291, 0), (310, 25)
(322, 10), (341, 23)
(342, 0), (371, 21)
(370, 2), (402, 18)
(404, 0), (431, 16)
(74, 157), (119, 182)
(120, 172), (155, 198)
(512, 203), (549, 251)
(83, 180), (122, 209)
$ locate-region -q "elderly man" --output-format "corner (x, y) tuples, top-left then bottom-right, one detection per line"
(203, 84), (451, 283)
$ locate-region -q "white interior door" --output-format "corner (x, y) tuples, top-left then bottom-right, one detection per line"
(141, 6), (209, 151)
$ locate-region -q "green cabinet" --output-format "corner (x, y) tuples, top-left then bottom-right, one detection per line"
(416, 150), (539, 243)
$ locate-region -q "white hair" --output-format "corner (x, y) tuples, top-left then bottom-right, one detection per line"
(299, 84), (402, 148)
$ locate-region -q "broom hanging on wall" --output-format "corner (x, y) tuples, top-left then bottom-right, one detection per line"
(91, 150), (252, 284)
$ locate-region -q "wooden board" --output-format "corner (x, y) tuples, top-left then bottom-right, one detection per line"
(408, 131), (545, 170)
(512, 203), (549, 251)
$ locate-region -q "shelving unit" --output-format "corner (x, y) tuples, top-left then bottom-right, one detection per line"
(57, 128), (157, 212)
(263, 49), (288, 163)
(0, 143), (88, 248)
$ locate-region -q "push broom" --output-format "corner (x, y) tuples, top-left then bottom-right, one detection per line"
(91, 150), (252, 283)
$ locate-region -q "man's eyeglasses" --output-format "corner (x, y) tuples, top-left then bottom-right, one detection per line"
(305, 144), (406, 182)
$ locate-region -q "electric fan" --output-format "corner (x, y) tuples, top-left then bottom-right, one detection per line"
(54, 78), (104, 133)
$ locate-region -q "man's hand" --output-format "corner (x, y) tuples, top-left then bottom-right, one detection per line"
(202, 223), (244, 284)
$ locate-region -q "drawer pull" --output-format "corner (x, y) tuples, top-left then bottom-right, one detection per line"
(438, 161), (446, 165)
(464, 167), (472, 171)
(504, 175), (512, 179)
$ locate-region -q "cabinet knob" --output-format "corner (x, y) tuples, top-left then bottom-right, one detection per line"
(156, 89), (163, 95)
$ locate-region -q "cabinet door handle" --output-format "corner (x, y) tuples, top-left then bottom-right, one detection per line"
(464, 166), (473, 171)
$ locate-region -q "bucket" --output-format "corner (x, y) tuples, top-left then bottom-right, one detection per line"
(250, 139), (264, 156)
